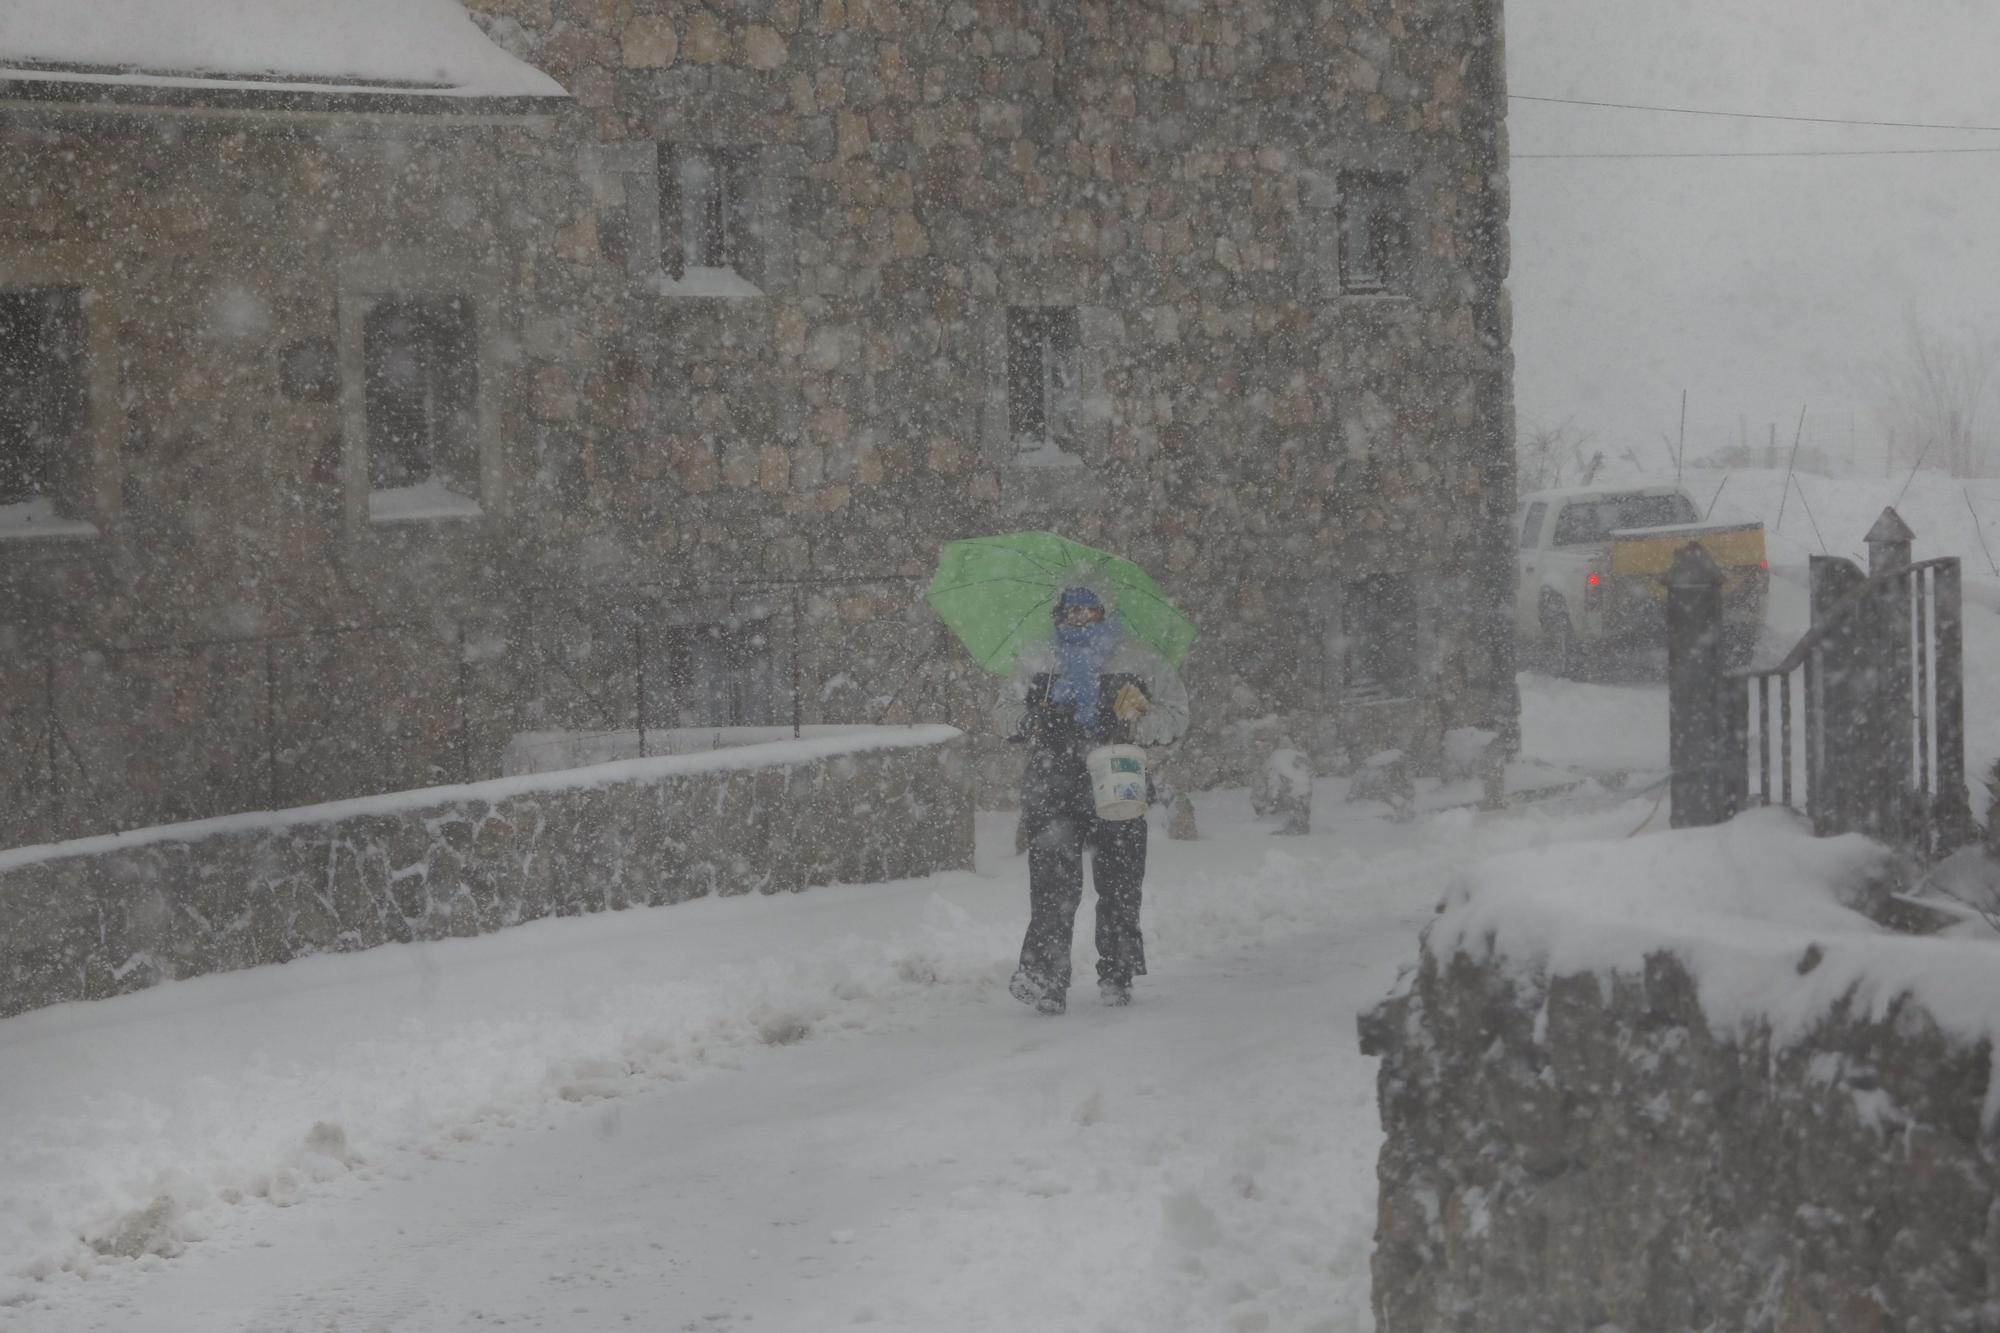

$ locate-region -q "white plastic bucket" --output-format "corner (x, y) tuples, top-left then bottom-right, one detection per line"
(1086, 744), (1149, 821)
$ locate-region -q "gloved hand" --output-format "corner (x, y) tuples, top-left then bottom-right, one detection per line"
(1112, 683), (1150, 723)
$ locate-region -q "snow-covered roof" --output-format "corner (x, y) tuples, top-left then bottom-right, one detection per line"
(1518, 483), (1692, 506)
(0, 0), (565, 100)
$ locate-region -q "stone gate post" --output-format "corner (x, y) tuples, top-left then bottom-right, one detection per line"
(1668, 543), (1734, 828)
(1863, 508), (1916, 845)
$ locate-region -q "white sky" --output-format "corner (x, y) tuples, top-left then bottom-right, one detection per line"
(1505, 0), (2000, 472)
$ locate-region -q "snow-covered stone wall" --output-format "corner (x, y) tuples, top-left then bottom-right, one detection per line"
(0, 726), (970, 1021)
(1365, 814), (2000, 1332)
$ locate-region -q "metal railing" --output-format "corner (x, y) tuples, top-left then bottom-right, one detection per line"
(1, 575), (945, 850)
(1671, 507), (1974, 861)
(1730, 557), (1967, 854)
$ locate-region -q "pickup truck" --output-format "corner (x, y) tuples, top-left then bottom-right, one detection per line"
(1515, 485), (1767, 674)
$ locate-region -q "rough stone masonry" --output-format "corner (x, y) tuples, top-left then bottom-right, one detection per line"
(0, 728), (971, 1020)
(0, 0), (1517, 847)
(1365, 936), (2000, 1332)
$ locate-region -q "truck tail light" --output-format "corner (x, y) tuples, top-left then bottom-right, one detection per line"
(1584, 570), (1602, 609)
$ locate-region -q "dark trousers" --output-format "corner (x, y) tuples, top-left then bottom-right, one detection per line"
(1019, 811), (1148, 995)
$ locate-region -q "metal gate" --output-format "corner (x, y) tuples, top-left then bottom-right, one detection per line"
(1669, 507), (1974, 860)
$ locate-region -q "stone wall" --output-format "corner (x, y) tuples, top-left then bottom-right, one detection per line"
(1365, 933), (2000, 1332)
(0, 90), (596, 846)
(0, 726), (970, 1021)
(0, 0), (1518, 849)
(466, 0), (1521, 786)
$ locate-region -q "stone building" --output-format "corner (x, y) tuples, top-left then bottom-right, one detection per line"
(0, 0), (1518, 850)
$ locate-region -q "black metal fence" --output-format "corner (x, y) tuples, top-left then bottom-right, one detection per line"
(1, 575), (957, 849)
(1668, 507), (1975, 860)
(2, 617), (460, 845)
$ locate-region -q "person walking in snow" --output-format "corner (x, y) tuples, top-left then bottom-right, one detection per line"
(995, 584), (1189, 1015)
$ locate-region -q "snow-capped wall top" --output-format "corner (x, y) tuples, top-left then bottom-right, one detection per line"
(0, 0), (565, 98)
(1431, 811), (2000, 1087)
(0, 725), (963, 872)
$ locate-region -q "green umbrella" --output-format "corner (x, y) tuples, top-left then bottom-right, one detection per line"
(926, 531), (1197, 675)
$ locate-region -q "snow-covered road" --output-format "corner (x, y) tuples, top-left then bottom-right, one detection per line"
(4, 790), (1650, 1333)
(14, 531), (2000, 1331)
(61, 887), (1388, 1332)
(13, 472), (2000, 1328)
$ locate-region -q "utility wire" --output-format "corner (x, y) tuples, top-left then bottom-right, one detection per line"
(1511, 93), (2000, 134)
(1514, 146), (2000, 160)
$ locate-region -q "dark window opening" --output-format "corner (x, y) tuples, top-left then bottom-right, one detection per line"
(363, 297), (477, 493)
(1338, 171), (1412, 296)
(660, 145), (753, 279)
(1344, 572), (1421, 701)
(0, 286), (84, 507)
(1552, 492), (1698, 546)
(664, 620), (787, 728)
(1006, 306), (1081, 454)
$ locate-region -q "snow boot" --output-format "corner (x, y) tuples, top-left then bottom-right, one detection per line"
(1009, 969), (1066, 1016)
(1099, 977), (1132, 1007)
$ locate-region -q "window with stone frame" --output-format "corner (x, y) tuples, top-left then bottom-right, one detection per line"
(1337, 170), (1413, 296)
(664, 619), (789, 728)
(659, 145), (755, 281)
(362, 296), (478, 496)
(1343, 571), (1422, 701)
(1006, 305), (1082, 463)
(0, 286), (85, 508)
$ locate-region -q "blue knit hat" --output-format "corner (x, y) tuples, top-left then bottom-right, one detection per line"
(1057, 586), (1102, 608)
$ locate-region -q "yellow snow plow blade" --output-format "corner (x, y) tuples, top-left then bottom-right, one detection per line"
(1609, 523), (1766, 599)
(1610, 523), (1764, 576)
